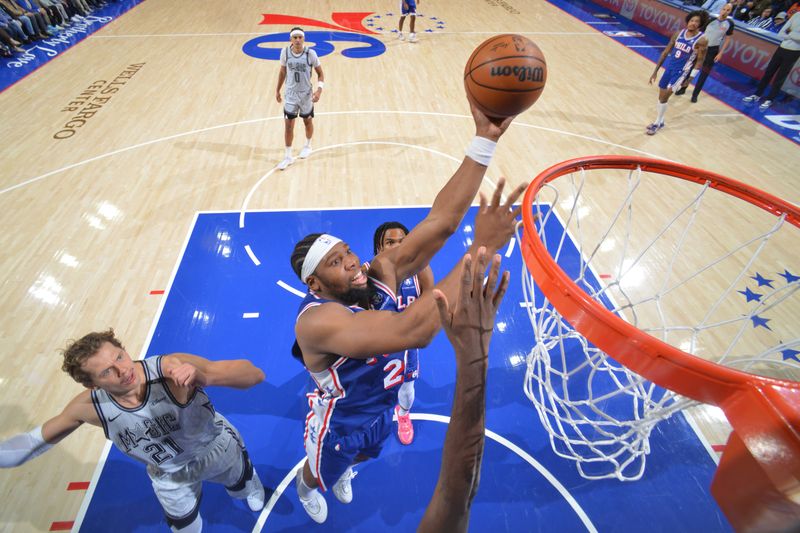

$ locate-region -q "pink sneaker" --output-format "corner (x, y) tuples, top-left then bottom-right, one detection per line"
(395, 405), (414, 445)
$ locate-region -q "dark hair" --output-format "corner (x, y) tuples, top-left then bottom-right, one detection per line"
(373, 222), (410, 255)
(290, 26), (304, 34)
(61, 329), (124, 387)
(686, 9), (709, 26)
(291, 233), (323, 280)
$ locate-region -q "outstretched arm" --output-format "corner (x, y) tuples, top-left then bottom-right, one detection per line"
(418, 249), (509, 533)
(162, 353), (265, 389)
(370, 105), (517, 288)
(300, 181), (523, 368)
(1, 391), (99, 467)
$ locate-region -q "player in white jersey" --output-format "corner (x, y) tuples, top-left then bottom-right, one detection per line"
(275, 27), (325, 170)
(371, 221), (435, 445)
(0, 329), (266, 532)
(289, 102), (525, 524)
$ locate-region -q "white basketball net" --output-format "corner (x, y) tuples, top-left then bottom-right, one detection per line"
(519, 163), (800, 482)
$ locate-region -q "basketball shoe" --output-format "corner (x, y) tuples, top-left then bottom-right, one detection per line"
(395, 405), (414, 445)
(332, 467), (357, 504)
(398, 32), (405, 41)
(645, 122), (664, 136)
(296, 468), (327, 523)
(409, 32), (418, 42)
(759, 99), (772, 111)
(299, 145), (312, 159)
(245, 473), (266, 512)
(277, 156), (294, 170)
(742, 94), (760, 103)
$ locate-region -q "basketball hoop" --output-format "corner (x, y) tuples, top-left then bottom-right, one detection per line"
(519, 156), (800, 531)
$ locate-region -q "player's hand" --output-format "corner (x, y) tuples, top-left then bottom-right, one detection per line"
(714, 53), (721, 62)
(312, 88), (321, 103)
(649, 73), (657, 84)
(470, 102), (516, 142)
(276, 91), (282, 103)
(433, 248), (509, 358)
(165, 361), (207, 389)
(473, 177), (526, 254)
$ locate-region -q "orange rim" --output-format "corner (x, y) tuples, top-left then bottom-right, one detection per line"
(520, 155), (800, 408)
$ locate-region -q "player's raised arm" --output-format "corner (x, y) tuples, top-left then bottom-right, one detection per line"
(370, 104), (517, 288)
(419, 249), (509, 533)
(0, 391), (99, 467)
(162, 353), (265, 389)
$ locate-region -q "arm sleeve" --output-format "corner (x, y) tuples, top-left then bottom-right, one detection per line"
(0, 427), (54, 468)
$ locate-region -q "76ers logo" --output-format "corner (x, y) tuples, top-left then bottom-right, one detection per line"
(243, 13), (386, 60)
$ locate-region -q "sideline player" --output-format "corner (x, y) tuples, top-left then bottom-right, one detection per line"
(398, 0), (419, 42)
(275, 27), (324, 170)
(0, 329), (266, 532)
(646, 10), (708, 135)
(289, 103), (525, 524)
(367, 221), (434, 445)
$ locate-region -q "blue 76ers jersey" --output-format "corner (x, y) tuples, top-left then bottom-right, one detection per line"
(296, 279), (406, 434)
(664, 29), (703, 71)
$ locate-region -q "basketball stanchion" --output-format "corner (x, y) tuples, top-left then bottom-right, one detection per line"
(518, 156), (800, 531)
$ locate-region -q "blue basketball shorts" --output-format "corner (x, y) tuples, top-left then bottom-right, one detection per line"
(400, 0), (417, 15)
(305, 407), (393, 491)
(403, 348), (419, 381)
(659, 64), (690, 92)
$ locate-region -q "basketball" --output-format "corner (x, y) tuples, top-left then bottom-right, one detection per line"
(463, 34), (547, 118)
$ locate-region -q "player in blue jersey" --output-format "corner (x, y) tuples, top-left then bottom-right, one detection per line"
(289, 104), (525, 524)
(646, 10), (708, 135)
(369, 221), (434, 445)
(0, 330), (267, 533)
(397, 0), (419, 42)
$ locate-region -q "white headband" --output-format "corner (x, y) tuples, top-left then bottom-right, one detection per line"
(301, 234), (342, 283)
(290, 29), (305, 38)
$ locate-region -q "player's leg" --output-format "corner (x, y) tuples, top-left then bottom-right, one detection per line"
(204, 419), (266, 512)
(299, 98), (314, 158)
(395, 349), (419, 445)
(691, 47), (717, 102)
(148, 466), (203, 533)
(279, 102), (298, 170)
(408, 0), (418, 42)
(744, 49), (782, 103)
(647, 73), (674, 134)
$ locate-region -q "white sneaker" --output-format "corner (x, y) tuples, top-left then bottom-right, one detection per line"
(277, 156), (294, 170)
(296, 468), (327, 523)
(299, 146), (312, 159)
(332, 467), (357, 504)
(409, 33), (417, 42)
(759, 99), (772, 111)
(245, 473), (266, 512)
(742, 94), (760, 103)
(398, 32), (405, 40)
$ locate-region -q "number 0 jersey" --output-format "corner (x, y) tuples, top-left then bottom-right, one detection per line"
(296, 277), (405, 434)
(91, 356), (221, 473)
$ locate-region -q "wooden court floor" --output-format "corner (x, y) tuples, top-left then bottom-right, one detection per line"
(0, 0), (797, 530)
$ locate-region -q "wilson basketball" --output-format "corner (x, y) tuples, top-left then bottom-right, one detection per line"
(464, 34), (547, 118)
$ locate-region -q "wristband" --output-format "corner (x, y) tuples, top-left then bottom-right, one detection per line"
(465, 136), (497, 167)
(317, 81), (325, 89)
(690, 68), (699, 79)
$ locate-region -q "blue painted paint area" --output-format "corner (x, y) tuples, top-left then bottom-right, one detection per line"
(0, 1), (144, 93)
(546, 0), (800, 144)
(80, 207), (730, 531)
(242, 31), (386, 61)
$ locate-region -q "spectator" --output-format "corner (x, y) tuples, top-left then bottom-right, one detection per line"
(735, 0), (756, 19)
(769, 10), (788, 30)
(747, 6), (774, 27)
(743, 11), (800, 109)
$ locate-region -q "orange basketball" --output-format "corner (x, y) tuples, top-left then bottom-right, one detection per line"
(464, 34), (547, 118)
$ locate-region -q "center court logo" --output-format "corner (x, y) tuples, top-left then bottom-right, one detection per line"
(242, 12), (446, 61)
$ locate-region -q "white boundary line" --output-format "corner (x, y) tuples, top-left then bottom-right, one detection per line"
(251, 413), (597, 532)
(2, 110), (670, 197)
(71, 212), (201, 531)
(277, 280), (306, 298)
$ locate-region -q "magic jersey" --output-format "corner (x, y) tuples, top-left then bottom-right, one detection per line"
(91, 356), (221, 473)
(296, 278), (405, 434)
(664, 29), (704, 71)
(280, 46), (320, 94)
